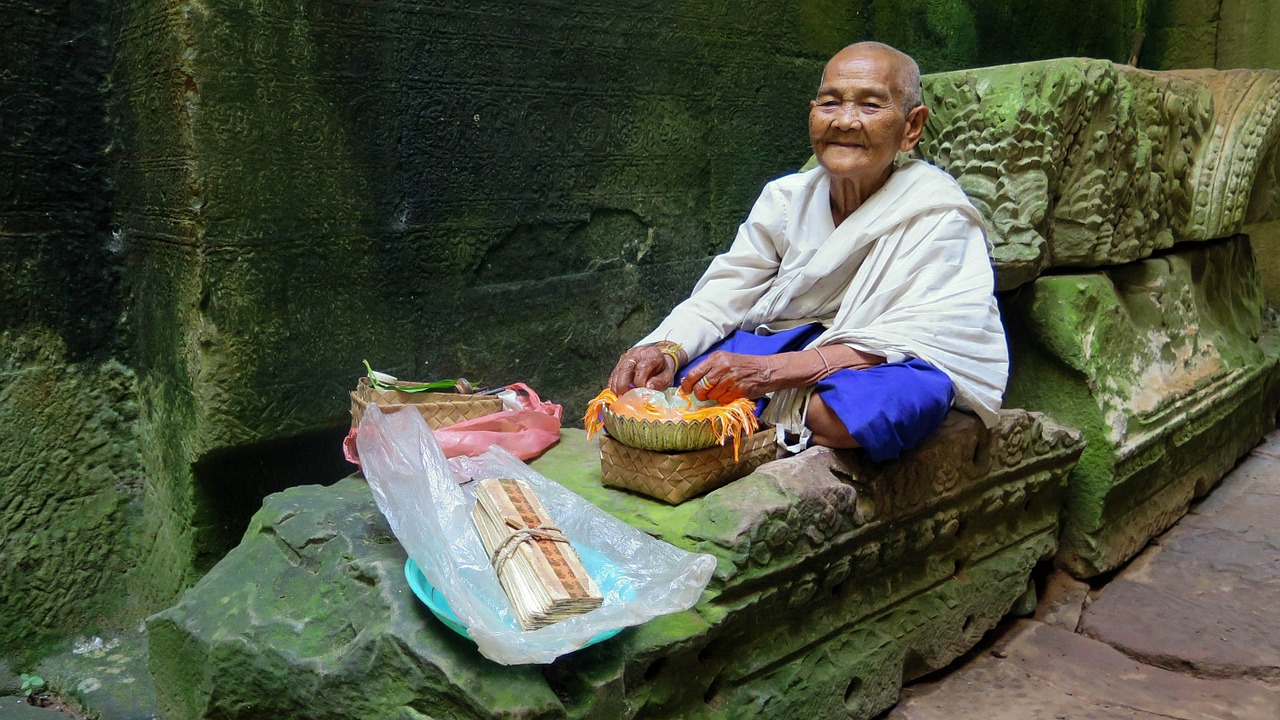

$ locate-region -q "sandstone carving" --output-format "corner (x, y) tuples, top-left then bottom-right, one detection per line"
(1171, 68), (1280, 238)
(1002, 236), (1280, 577)
(917, 60), (1280, 290)
(149, 414), (1081, 719)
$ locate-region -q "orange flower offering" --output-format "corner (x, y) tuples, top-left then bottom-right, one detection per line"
(583, 387), (759, 459)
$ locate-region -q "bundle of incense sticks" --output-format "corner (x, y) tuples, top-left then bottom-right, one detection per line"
(471, 478), (603, 630)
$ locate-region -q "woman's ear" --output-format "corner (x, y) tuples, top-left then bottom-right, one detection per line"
(899, 104), (929, 152)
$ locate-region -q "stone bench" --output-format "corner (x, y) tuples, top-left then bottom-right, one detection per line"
(148, 410), (1081, 719)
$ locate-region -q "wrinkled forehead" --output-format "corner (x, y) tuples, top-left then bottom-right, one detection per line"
(818, 48), (904, 92)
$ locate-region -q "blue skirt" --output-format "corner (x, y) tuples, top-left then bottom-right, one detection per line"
(678, 323), (954, 462)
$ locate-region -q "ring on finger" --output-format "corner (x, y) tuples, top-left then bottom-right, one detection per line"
(623, 359), (637, 366)
(697, 376), (714, 389)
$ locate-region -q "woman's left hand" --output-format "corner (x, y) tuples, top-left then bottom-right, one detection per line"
(679, 351), (781, 402)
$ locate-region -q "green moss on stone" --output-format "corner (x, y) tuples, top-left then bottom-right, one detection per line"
(1003, 238), (1280, 576)
(0, 330), (143, 655)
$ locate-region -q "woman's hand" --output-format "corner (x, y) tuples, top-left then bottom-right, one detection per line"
(608, 342), (685, 396)
(680, 345), (886, 402)
(679, 351), (782, 402)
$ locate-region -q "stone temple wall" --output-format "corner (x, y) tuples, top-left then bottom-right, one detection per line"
(1145, 0), (1280, 308)
(0, 0), (147, 655)
(0, 0), (1153, 655)
(1146, 0), (1280, 72)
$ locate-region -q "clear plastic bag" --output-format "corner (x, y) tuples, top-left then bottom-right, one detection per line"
(355, 404), (716, 665)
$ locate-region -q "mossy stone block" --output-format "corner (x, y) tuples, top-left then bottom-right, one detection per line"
(0, 330), (143, 655)
(149, 411), (1081, 719)
(1003, 236), (1280, 577)
(919, 60), (1280, 289)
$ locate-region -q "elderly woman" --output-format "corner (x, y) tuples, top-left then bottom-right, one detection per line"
(607, 41), (1007, 460)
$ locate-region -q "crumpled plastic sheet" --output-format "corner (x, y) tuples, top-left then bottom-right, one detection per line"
(356, 404), (717, 665)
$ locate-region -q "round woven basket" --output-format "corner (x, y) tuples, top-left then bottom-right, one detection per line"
(602, 408), (721, 452)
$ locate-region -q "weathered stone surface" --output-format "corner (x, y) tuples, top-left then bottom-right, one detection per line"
(0, 0), (117, 358)
(1003, 235), (1280, 576)
(1144, 0), (1221, 70)
(1217, 0), (1280, 71)
(32, 631), (156, 720)
(1249, 219), (1280, 305)
(0, 697), (73, 720)
(1172, 66), (1280, 239)
(1032, 571), (1091, 631)
(918, 60), (1280, 289)
(889, 620), (1280, 719)
(150, 413), (1081, 719)
(1079, 436), (1280, 682)
(0, 329), (145, 652)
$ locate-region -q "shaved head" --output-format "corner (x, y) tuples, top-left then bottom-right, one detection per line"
(821, 42), (922, 114)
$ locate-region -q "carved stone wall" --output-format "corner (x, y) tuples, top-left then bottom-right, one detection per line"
(1003, 236), (1280, 576)
(148, 414), (1082, 720)
(918, 60), (1280, 290)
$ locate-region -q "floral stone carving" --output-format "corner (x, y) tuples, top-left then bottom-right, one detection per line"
(1002, 235), (1280, 577)
(148, 412), (1081, 720)
(917, 59), (1280, 290)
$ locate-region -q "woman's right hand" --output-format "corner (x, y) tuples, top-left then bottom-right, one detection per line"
(608, 343), (683, 396)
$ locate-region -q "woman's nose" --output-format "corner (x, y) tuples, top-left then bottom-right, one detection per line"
(833, 105), (861, 129)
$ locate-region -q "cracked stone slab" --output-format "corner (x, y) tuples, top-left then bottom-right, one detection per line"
(1032, 570), (1091, 631)
(1079, 434), (1280, 683)
(890, 620), (1280, 720)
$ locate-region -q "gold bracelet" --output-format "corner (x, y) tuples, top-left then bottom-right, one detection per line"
(814, 346), (833, 377)
(652, 340), (682, 369)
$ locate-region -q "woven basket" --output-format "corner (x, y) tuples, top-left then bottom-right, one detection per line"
(349, 376), (503, 430)
(599, 427), (778, 504)
(602, 409), (720, 452)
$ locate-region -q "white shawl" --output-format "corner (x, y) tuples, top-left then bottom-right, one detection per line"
(640, 160), (1008, 445)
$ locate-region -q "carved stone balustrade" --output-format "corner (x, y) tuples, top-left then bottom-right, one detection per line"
(917, 59), (1280, 290)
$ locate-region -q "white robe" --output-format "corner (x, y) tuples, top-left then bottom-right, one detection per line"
(638, 159), (1008, 447)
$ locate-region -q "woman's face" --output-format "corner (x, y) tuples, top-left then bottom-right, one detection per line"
(809, 48), (926, 187)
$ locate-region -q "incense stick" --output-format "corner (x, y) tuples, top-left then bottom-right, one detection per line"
(471, 478), (602, 630)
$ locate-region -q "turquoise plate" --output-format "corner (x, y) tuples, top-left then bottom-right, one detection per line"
(404, 545), (628, 648)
